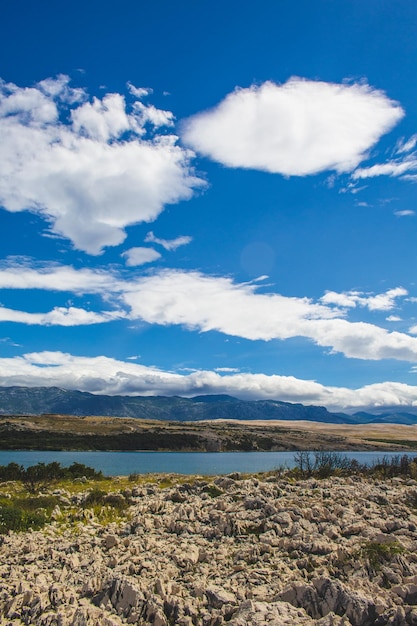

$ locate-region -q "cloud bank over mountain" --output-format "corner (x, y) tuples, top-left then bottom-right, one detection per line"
(0, 350), (416, 413)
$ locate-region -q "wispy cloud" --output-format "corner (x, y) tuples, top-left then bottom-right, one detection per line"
(0, 76), (204, 255)
(145, 231), (193, 251)
(353, 157), (417, 180)
(394, 210), (415, 217)
(352, 132), (417, 182)
(0, 351), (416, 412)
(396, 134), (417, 154)
(182, 78), (403, 176)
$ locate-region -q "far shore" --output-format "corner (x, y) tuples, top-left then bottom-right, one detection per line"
(1, 413), (416, 452)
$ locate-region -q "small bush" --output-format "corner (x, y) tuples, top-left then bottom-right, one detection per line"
(360, 541), (404, 570)
(0, 496), (53, 534)
(202, 484), (223, 498)
(65, 463), (103, 480)
(292, 451), (361, 479)
(13, 496), (59, 512)
(370, 455), (417, 479)
(0, 505), (47, 533)
(0, 462), (24, 482)
(82, 488), (127, 511)
(82, 488), (107, 507)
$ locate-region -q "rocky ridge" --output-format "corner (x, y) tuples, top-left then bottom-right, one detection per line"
(2, 473), (417, 625)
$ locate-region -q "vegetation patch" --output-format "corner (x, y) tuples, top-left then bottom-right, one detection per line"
(202, 484), (223, 498)
(0, 461), (103, 493)
(0, 494), (59, 534)
(360, 541), (404, 570)
(290, 451), (417, 480)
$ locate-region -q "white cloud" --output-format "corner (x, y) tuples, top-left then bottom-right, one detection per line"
(121, 271), (417, 361)
(182, 78), (403, 176)
(320, 291), (359, 308)
(396, 134), (417, 154)
(121, 247), (161, 266)
(321, 287), (407, 311)
(386, 315), (402, 322)
(353, 158), (417, 180)
(0, 76), (203, 254)
(0, 306), (122, 326)
(127, 83), (153, 99)
(145, 231), (193, 251)
(1, 260), (417, 362)
(394, 210), (415, 217)
(0, 351), (417, 412)
(133, 101), (175, 128)
(0, 261), (122, 294)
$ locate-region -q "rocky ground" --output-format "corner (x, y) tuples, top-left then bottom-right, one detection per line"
(2, 472), (417, 625)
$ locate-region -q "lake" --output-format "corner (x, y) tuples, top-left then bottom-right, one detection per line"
(0, 450), (415, 476)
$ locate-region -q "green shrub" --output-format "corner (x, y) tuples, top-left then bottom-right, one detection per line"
(82, 488), (127, 511)
(370, 455), (417, 479)
(202, 484), (223, 498)
(0, 462), (24, 481)
(360, 541), (404, 570)
(0, 494), (61, 534)
(0, 461), (104, 493)
(292, 451), (361, 478)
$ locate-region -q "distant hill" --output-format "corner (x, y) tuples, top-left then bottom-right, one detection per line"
(0, 386), (416, 424)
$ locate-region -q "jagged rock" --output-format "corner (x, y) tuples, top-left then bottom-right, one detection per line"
(103, 534), (119, 550)
(206, 586), (237, 609)
(228, 599), (315, 624)
(2, 474), (417, 625)
(108, 578), (144, 616)
(276, 577), (377, 624)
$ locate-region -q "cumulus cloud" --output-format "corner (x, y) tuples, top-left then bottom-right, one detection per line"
(121, 247), (161, 266)
(0, 76), (203, 254)
(145, 231), (193, 251)
(395, 210), (415, 217)
(182, 78), (403, 176)
(0, 351), (417, 412)
(321, 287), (408, 311)
(1, 260), (417, 362)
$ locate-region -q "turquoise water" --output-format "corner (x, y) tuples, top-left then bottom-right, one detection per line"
(0, 450), (415, 476)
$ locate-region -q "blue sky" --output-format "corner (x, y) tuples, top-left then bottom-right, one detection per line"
(1, 0), (417, 412)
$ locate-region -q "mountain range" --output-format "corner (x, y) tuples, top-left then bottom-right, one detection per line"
(0, 386), (416, 424)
